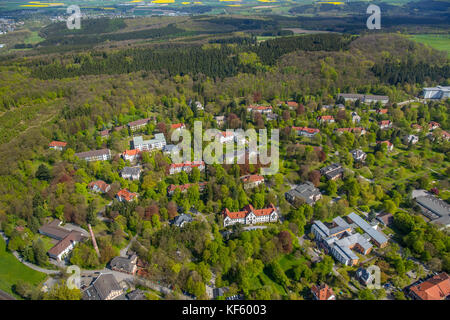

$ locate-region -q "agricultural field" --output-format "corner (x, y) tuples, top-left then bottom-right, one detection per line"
(409, 34), (450, 57)
(0, 237), (47, 298)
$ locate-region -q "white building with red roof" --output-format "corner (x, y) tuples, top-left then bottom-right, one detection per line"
(247, 105), (273, 115)
(49, 141), (67, 151)
(292, 126), (320, 138)
(116, 189), (138, 202)
(223, 203), (278, 227)
(240, 175), (264, 190)
(88, 180), (111, 193)
(169, 161), (205, 175)
(317, 115), (335, 124)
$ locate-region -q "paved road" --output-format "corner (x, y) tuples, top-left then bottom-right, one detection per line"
(0, 289), (16, 300)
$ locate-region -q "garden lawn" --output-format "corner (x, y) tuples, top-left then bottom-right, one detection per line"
(0, 237), (47, 298)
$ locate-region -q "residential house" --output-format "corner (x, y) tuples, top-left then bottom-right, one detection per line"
(320, 163), (344, 181)
(285, 182), (322, 205)
(223, 203), (278, 227)
(116, 189), (138, 202)
(441, 131), (450, 141)
(356, 267), (374, 286)
(351, 112), (361, 124)
(411, 124), (423, 132)
(408, 272), (450, 300)
(376, 108), (388, 115)
(88, 180), (111, 193)
(171, 123), (186, 131)
(214, 115), (226, 126)
(311, 283), (335, 300)
(99, 129), (110, 138)
(171, 213), (194, 227)
(163, 144), (180, 156)
(247, 105), (273, 115)
(285, 101), (298, 110)
(335, 127), (366, 135)
(48, 141), (67, 151)
(428, 121), (440, 131)
(83, 273), (123, 300)
(169, 161), (205, 175)
(377, 140), (394, 152)
(240, 175), (264, 190)
(120, 166), (142, 181)
(350, 149), (367, 162)
(128, 118), (150, 132)
(379, 120), (392, 130)
(110, 254), (138, 275)
(422, 86), (450, 100)
(376, 212), (394, 227)
(122, 149), (141, 162)
(132, 134), (166, 151)
(292, 126), (320, 138)
(167, 182), (207, 196)
(404, 134), (419, 145)
(217, 131), (235, 144)
(75, 149), (111, 162)
(317, 115), (335, 124)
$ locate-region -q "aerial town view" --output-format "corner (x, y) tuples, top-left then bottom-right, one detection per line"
(0, 0), (448, 311)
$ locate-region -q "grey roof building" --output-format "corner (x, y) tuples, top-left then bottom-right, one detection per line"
(285, 181), (322, 205)
(412, 190), (450, 229)
(171, 213), (193, 227)
(127, 289), (147, 300)
(320, 163), (344, 180)
(347, 212), (388, 247)
(350, 149), (367, 162)
(110, 254), (138, 274)
(75, 149), (111, 162)
(83, 273), (123, 300)
(356, 267), (373, 285)
(120, 166), (142, 181)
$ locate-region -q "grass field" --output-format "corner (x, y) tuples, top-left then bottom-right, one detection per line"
(0, 237), (47, 298)
(410, 34), (450, 57)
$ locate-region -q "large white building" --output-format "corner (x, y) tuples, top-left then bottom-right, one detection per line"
(132, 134), (166, 151)
(422, 86), (450, 100)
(223, 204), (278, 227)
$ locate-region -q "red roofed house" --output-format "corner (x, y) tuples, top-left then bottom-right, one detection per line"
(335, 127), (366, 135)
(408, 272), (450, 300)
(88, 180), (111, 193)
(99, 129), (111, 138)
(240, 175), (264, 190)
(48, 230), (85, 261)
(376, 108), (388, 115)
(379, 120), (392, 130)
(317, 115), (335, 124)
(167, 182), (207, 196)
(49, 141), (67, 151)
(169, 161), (205, 175)
(216, 131), (235, 144)
(128, 118), (150, 132)
(442, 131), (450, 141)
(292, 126), (320, 138)
(171, 123), (186, 131)
(116, 189), (138, 202)
(247, 105), (273, 115)
(122, 149), (141, 162)
(377, 140), (394, 152)
(286, 101), (298, 109)
(428, 121), (440, 131)
(411, 124), (423, 132)
(223, 203), (278, 227)
(311, 283), (336, 300)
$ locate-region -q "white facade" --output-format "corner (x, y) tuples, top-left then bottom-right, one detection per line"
(132, 134), (166, 151)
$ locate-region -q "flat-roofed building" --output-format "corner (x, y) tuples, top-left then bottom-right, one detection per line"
(75, 149), (111, 162)
(132, 134), (166, 151)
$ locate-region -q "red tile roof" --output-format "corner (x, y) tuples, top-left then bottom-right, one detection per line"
(117, 189), (137, 202)
(128, 118), (150, 127)
(311, 283), (335, 300)
(122, 149), (141, 157)
(317, 115), (334, 121)
(240, 175), (264, 184)
(286, 101), (298, 107)
(336, 127), (365, 133)
(248, 105), (272, 111)
(167, 182), (207, 194)
(49, 141), (67, 147)
(379, 120), (391, 125)
(409, 273), (450, 300)
(169, 161), (205, 170)
(292, 126), (320, 134)
(88, 180), (110, 193)
(377, 108), (388, 114)
(428, 121), (440, 129)
(171, 123), (185, 129)
(223, 203), (276, 220)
